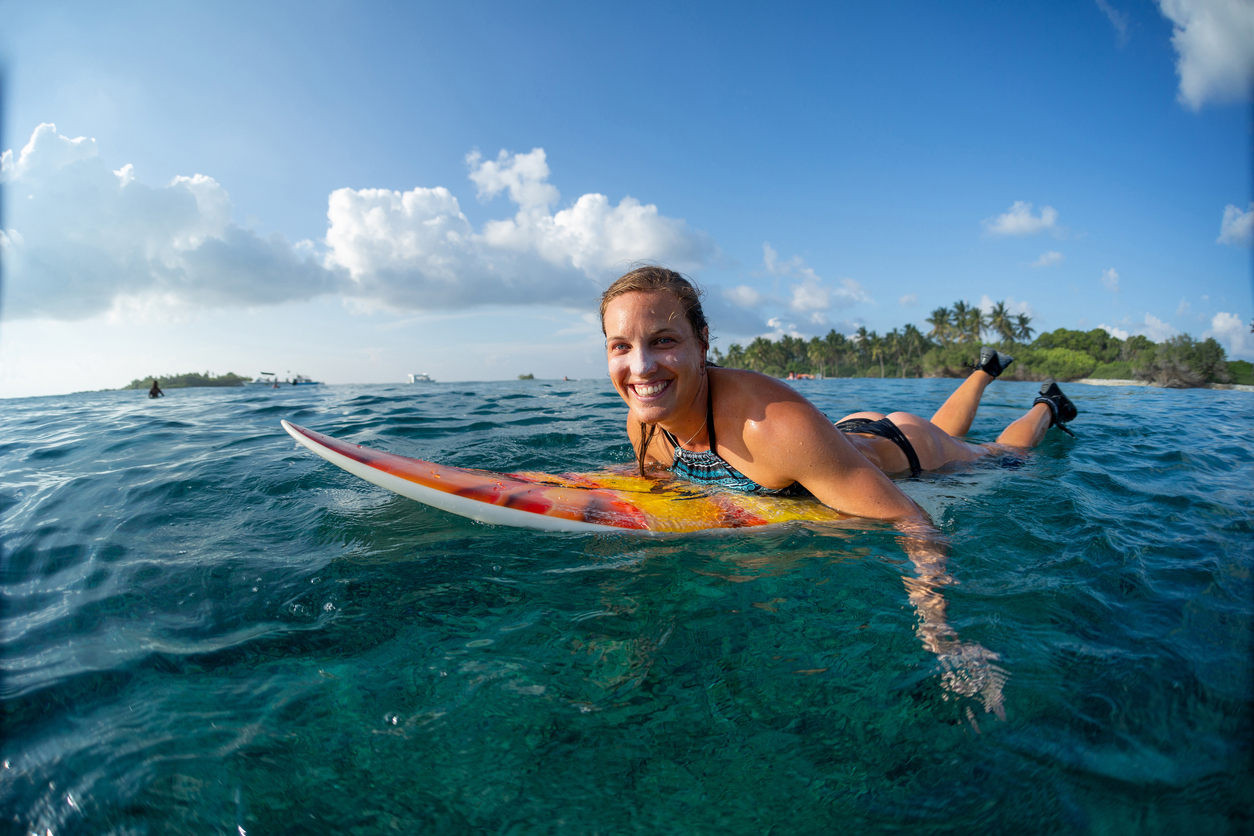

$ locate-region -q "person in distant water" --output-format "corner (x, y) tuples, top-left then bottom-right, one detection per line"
(599, 265), (1080, 721)
(148, 379), (164, 399)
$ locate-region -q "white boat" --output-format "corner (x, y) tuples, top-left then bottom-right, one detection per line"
(249, 372), (279, 386)
(408, 373), (434, 383)
(253, 373), (322, 386)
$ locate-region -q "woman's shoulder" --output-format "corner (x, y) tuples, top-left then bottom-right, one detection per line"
(712, 367), (812, 406)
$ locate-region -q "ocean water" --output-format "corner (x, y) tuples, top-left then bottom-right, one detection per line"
(1, 378), (1250, 835)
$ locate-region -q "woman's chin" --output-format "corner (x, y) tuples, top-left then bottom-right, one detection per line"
(630, 400), (675, 424)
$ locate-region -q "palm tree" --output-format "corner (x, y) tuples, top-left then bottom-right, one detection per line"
(824, 330), (848, 376)
(988, 301), (1015, 344)
(807, 337), (827, 377)
(926, 307), (952, 345)
(950, 301), (973, 343)
(902, 323), (926, 376)
(886, 328), (903, 377)
(854, 326), (870, 373)
(867, 331), (886, 377)
(950, 301), (986, 344)
(1015, 313), (1035, 344)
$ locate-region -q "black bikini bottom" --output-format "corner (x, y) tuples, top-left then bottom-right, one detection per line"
(835, 417), (923, 478)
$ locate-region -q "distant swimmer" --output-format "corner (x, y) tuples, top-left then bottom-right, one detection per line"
(148, 379), (164, 398)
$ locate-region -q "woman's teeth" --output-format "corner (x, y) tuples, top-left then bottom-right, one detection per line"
(635, 381), (668, 397)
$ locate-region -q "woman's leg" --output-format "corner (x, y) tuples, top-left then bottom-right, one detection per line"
(994, 403), (1052, 448)
(929, 370), (994, 438)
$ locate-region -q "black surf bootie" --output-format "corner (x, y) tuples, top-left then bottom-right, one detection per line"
(1033, 380), (1078, 436)
(976, 346), (1015, 378)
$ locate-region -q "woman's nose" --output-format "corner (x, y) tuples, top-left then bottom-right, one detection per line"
(630, 348), (657, 376)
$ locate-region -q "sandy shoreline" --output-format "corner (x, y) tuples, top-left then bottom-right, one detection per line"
(1076, 378), (1254, 392)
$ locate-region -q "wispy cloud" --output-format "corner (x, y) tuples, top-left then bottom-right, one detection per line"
(1095, 0), (1130, 45)
(761, 243), (874, 323)
(984, 201), (1059, 236)
(1101, 267), (1121, 293)
(1031, 250), (1064, 267)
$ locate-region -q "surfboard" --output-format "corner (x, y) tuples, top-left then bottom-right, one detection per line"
(281, 420), (847, 533)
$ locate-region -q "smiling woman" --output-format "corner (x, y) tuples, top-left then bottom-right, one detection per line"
(599, 266), (1078, 523)
(599, 265), (1092, 719)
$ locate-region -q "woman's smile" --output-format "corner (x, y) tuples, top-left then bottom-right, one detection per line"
(631, 380), (672, 398)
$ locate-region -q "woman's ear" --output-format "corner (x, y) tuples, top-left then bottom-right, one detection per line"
(701, 327), (710, 351)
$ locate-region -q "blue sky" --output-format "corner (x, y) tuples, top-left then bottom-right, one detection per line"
(1, 0), (1251, 397)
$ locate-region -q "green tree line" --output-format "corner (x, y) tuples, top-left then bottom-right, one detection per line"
(710, 301), (1253, 387)
(123, 371), (250, 389)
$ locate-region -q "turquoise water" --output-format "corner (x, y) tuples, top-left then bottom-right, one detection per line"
(1, 379), (1250, 834)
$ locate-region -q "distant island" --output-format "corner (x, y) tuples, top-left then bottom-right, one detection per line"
(711, 300), (1254, 389)
(123, 372), (250, 389)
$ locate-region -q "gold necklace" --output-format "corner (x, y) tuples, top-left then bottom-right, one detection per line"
(677, 415), (708, 449)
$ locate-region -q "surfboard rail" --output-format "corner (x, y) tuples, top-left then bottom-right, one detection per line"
(281, 420), (847, 533)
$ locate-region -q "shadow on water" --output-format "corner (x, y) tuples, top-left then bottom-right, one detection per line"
(0, 381), (1250, 834)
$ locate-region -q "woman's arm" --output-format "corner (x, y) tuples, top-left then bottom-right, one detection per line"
(743, 398), (922, 521)
(744, 400), (1006, 721)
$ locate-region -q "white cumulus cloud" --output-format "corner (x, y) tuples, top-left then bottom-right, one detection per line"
(1157, 0), (1254, 110)
(1204, 311), (1254, 359)
(978, 295), (1036, 319)
(898, 293), (918, 307)
(984, 201), (1059, 236)
(1098, 314), (1181, 342)
(1, 123), (338, 321)
(1, 125), (715, 320)
(1142, 313), (1181, 341)
(326, 149), (714, 309)
(1101, 267), (1121, 293)
(1032, 250), (1064, 267)
(1218, 202), (1254, 245)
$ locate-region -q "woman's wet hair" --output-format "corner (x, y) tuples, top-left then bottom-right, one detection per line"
(599, 265), (709, 351)
(600, 265), (712, 477)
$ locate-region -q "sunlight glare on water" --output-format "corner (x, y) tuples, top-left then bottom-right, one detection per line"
(0, 378), (1250, 834)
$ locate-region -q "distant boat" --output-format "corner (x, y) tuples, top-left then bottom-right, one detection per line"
(249, 372), (279, 386)
(252, 373), (322, 386)
(408, 373), (434, 383)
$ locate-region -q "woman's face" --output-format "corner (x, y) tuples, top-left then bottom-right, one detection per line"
(603, 290), (708, 425)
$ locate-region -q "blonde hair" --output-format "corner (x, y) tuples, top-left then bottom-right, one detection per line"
(599, 265), (710, 350)
(600, 266), (711, 476)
